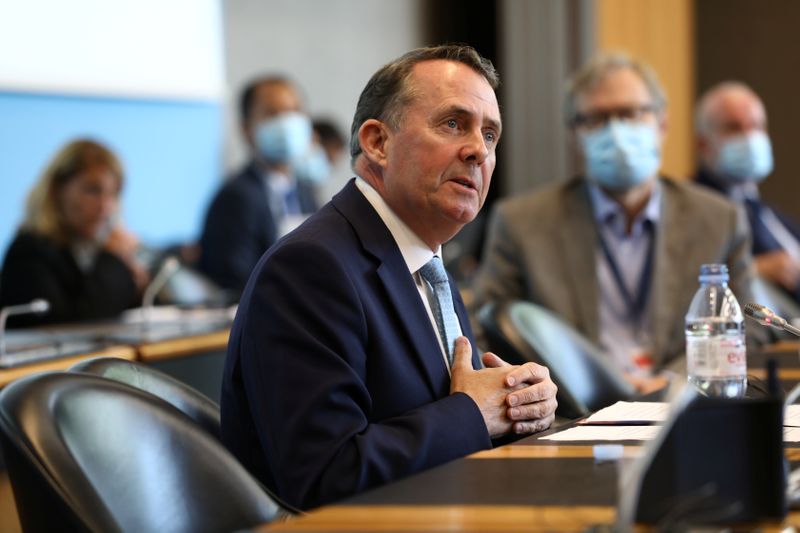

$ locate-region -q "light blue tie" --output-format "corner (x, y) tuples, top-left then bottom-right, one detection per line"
(419, 256), (461, 367)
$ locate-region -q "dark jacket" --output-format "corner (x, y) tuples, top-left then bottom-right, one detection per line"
(0, 231), (138, 327)
(220, 179), (489, 510)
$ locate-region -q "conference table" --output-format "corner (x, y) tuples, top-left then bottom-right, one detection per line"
(1, 326), (799, 531)
(260, 344), (800, 532)
(0, 307), (233, 400)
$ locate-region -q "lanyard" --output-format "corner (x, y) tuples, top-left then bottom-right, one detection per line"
(597, 220), (655, 330)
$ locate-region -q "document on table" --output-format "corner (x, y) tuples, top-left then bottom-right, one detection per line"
(785, 405), (800, 427)
(784, 427), (800, 442)
(580, 401), (669, 424)
(540, 425), (661, 442)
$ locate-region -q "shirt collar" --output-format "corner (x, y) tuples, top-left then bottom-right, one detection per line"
(354, 177), (439, 273)
(588, 180), (662, 237)
(260, 168), (294, 194)
(728, 181), (761, 203)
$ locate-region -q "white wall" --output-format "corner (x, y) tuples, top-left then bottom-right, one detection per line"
(0, 0), (224, 100)
(222, 0), (425, 200)
(0, 0), (225, 256)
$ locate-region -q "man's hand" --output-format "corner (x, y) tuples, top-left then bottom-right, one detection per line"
(483, 351), (557, 434)
(755, 250), (800, 290)
(450, 336), (558, 437)
(450, 337), (515, 437)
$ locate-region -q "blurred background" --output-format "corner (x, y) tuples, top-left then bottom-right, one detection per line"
(1, 0), (797, 261)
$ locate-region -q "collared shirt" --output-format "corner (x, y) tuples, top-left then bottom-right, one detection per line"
(355, 177), (461, 372)
(588, 181), (662, 375)
(262, 169), (307, 237)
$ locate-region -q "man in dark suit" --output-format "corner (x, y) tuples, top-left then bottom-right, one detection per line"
(221, 45), (558, 511)
(198, 76), (318, 294)
(695, 82), (800, 303)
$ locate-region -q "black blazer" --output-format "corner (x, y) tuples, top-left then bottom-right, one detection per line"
(198, 161), (318, 293)
(220, 179), (490, 511)
(0, 231), (138, 327)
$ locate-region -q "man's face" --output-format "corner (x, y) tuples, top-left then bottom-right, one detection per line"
(245, 81), (303, 146)
(701, 90), (767, 163)
(572, 67), (665, 191)
(375, 60), (501, 249)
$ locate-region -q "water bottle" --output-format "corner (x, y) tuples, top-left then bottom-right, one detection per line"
(685, 263), (747, 398)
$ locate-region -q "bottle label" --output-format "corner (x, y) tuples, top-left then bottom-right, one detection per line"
(686, 335), (746, 378)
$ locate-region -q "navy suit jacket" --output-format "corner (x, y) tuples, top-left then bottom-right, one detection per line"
(695, 168), (800, 255)
(198, 160), (318, 293)
(220, 179), (490, 510)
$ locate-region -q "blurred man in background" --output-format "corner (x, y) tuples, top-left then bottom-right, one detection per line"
(199, 76), (318, 294)
(471, 53), (756, 393)
(695, 82), (800, 303)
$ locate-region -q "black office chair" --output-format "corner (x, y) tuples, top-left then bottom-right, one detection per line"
(69, 356), (221, 440)
(479, 300), (637, 419)
(0, 372), (288, 533)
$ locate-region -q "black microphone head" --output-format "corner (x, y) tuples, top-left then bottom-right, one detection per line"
(744, 302), (786, 328)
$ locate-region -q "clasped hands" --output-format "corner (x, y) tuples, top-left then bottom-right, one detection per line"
(450, 336), (558, 438)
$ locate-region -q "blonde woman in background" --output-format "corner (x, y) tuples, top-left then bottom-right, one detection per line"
(0, 139), (148, 327)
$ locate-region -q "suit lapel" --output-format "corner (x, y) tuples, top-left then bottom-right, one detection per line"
(559, 180), (601, 342)
(332, 181), (452, 397)
(650, 179), (696, 363)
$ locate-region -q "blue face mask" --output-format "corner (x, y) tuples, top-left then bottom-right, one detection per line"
(713, 131), (773, 183)
(294, 144), (331, 184)
(254, 112), (312, 164)
(580, 121), (661, 191)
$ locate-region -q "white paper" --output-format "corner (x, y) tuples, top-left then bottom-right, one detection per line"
(784, 427), (800, 442)
(540, 425), (661, 442)
(785, 405), (800, 427)
(581, 401), (670, 424)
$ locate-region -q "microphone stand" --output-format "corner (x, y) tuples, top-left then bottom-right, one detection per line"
(140, 257), (180, 336)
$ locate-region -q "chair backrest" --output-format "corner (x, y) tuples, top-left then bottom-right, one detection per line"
(0, 372), (285, 533)
(479, 300), (636, 419)
(70, 356), (221, 440)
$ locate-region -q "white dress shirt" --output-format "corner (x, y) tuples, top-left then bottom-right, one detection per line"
(355, 177), (461, 372)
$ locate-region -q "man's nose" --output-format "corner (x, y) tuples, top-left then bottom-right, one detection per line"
(461, 128), (489, 166)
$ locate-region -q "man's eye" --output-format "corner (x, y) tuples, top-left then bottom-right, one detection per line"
(447, 119), (458, 129)
(484, 131), (496, 143)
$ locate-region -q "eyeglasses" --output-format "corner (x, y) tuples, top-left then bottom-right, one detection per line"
(572, 104), (658, 130)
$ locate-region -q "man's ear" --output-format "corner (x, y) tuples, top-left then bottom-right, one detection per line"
(242, 122), (256, 149)
(657, 111), (669, 141)
(358, 119), (391, 167)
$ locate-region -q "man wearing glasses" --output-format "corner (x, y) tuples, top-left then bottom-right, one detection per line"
(471, 53), (756, 394)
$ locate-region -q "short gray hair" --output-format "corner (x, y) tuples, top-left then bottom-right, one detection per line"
(349, 44), (499, 165)
(564, 52), (667, 126)
(694, 81), (763, 136)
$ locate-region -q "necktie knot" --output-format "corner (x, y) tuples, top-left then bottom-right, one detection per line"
(419, 256), (449, 285)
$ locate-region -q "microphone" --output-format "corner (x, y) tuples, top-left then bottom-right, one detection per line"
(0, 299), (50, 358)
(743, 302), (800, 337)
(140, 256), (180, 328)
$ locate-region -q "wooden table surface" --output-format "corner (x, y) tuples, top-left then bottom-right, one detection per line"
(0, 327), (230, 388)
(0, 345), (137, 388)
(260, 439), (800, 532)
